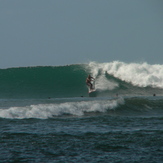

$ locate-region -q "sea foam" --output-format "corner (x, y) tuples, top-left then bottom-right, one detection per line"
(88, 61), (163, 88)
(0, 98), (124, 119)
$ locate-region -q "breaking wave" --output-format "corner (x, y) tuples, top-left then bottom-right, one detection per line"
(0, 97), (124, 119)
(0, 96), (163, 119)
(0, 61), (163, 98)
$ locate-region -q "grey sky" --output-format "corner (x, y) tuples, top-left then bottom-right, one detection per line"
(0, 0), (163, 68)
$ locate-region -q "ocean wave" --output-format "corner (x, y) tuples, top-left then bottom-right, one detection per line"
(88, 61), (163, 88)
(0, 96), (163, 119)
(0, 98), (124, 119)
(0, 61), (162, 99)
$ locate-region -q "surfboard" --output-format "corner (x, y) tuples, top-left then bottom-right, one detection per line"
(89, 89), (97, 97)
(88, 89), (96, 94)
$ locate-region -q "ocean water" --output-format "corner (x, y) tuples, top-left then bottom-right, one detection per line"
(0, 61), (163, 162)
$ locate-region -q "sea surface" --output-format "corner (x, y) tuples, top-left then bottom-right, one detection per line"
(0, 61), (163, 162)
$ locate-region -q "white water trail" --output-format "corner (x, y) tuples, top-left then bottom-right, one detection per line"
(95, 75), (118, 91)
(87, 62), (119, 91)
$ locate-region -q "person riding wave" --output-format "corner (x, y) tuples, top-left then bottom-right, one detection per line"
(86, 75), (95, 90)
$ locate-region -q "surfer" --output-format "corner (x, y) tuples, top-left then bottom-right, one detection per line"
(86, 75), (95, 90)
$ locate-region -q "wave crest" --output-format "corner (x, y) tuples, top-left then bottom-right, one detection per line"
(0, 98), (124, 119)
(88, 61), (163, 88)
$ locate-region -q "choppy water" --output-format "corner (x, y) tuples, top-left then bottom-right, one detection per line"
(0, 61), (163, 162)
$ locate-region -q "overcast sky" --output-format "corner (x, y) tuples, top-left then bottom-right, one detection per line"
(0, 0), (163, 68)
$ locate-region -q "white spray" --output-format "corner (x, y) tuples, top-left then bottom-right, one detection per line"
(0, 98), (124, 119)
(88, 61), (163, 89)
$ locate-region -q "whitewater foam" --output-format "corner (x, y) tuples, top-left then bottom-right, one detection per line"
(95, 75), (119, 91)
(88, 61), (163, 88)
(0, 98), (124, 119)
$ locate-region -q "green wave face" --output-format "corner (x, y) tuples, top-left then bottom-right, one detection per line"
(0, 64), (88, 99)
